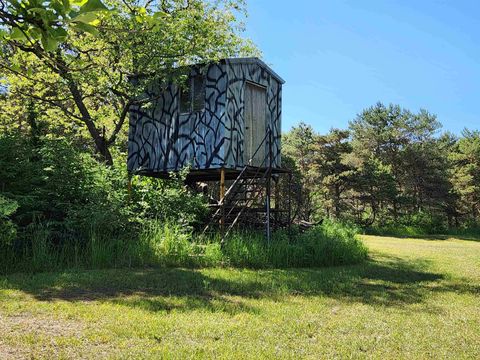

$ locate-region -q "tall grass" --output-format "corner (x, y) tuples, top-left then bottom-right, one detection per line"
(0, 220), (367, 274)
(366, 223), (480, 238)
(365, 224), (429, 238)
(443, 225), (480, 238)
(223, 220), (368, 268)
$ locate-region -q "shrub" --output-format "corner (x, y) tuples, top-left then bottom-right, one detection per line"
(0, 195), (18, 246)
(0, 134), (208, 273)
(366, 211), (449, 237)
(139, 221), (193, 267)
(133, 221), (226, 268)
(222, 220), (367, 268)
(0, 195), (19, 273)
(444, 224), (480, 238)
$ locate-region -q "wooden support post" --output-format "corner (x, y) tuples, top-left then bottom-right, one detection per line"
(220, 167), (226, 200)
(220, 167), (226, 233)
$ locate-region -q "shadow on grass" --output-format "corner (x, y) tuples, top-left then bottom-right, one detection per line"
(1, 255), (478, 315)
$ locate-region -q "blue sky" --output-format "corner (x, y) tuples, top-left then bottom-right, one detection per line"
(244, 0), (479, 135)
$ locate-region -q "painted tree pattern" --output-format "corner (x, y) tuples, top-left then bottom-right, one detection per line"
(127, 58), (283, 174)
(224, 59), (282, 168)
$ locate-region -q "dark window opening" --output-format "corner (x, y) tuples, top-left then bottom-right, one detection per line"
(179, 80), (191, 114)
(192, 75), (205, 112)
(179, 74), (205, 114)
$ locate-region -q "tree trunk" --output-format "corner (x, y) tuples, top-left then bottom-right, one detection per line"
(67, 81), (113, 165)
(55, 54), (114, 165)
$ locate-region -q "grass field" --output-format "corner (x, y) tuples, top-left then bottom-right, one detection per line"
(0, 235), (479, 359)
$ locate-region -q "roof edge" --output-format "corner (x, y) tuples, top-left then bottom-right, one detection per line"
(223, 57), (285, 84)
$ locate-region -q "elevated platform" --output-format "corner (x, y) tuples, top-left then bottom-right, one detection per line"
(132, 166), (291, 183)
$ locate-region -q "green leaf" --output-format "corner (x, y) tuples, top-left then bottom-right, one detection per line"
(27, 28), (43, 40)
(50, 27), (68, 41)
(0, 196), (18, 218)
(62, 0), (71, 11)
(71, 11), (98, 24)
(27, 7), (48, 15)
(51, 1), (67, 16)
(71, 0), (88, 6)
(79, 0), (108, 13)
(153, 11), (171, 19)
(72, 22), (99, 36)
(41, 34), (59, 51)
(10, 64), (21, 72)
(9, 27), (27, 41)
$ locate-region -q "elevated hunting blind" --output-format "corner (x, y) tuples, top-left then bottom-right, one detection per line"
(127, 58), (291, 238)
(127, 58), (284, 177)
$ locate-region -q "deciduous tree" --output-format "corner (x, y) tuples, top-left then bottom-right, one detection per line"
(0, 0), (256, 163)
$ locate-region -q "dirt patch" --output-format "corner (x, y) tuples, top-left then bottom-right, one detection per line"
(0, 313), (85, 359)
(0, 313), (84, 337)
(0, 312), (121, 359)
(0, 343), (29, 360)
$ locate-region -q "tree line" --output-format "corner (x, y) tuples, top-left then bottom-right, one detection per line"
(283, 103), (480, 234)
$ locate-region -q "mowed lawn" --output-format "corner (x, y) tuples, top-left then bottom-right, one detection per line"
(1, 236), (479, 359)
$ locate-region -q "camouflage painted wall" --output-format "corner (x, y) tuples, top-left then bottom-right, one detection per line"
(127, 58), (283, 174)
(224, 59), (282, 169)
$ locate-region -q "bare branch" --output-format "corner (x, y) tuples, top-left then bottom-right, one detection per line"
(11, 89), (83, 122)
(107, 101), (132, 145)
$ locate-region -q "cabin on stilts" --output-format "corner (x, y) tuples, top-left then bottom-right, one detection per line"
(127, 58), (291, 239)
